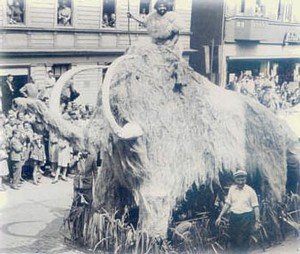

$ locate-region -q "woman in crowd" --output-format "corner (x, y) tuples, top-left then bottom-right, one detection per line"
(30, 134), (46, 185)
(53, 137), (71, 184)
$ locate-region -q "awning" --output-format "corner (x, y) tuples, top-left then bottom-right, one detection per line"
(227, 55), (300, 60)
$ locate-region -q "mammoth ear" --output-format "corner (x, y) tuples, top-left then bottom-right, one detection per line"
(102, 55), (143, 140)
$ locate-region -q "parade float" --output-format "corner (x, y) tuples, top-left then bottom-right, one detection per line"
(15, 2), (300, 252)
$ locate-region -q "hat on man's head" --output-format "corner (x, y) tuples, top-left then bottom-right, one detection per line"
(154, 0), (170, 10)
(233, 170), (247, 178)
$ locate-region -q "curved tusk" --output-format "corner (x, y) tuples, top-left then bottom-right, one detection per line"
(49, 65), (108, 114)
(102, 55), (143, 140)
(49, 65), (109, 147)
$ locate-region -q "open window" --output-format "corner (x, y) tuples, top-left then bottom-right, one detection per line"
(57, 0), (72, 26)
(139, 0), (151, 28)
(240, 0), (246, 13)
(277, 0), (292, 21)
(254, 0), (265, 17)
(167, 0), (175, 11)
(52, 64), (71, 79)
(7, 0), (25, 25)
(102, 0), (116, 28)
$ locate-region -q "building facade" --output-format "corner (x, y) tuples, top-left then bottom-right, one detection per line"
(0, 0), (192, 105)
(190, 0), (300, 87)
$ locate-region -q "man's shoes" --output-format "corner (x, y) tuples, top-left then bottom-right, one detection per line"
(52, 180), (58, 184)
(11, 185), (20, 190)
(0, 186), (6, 191)
(61, 176), (68, 182)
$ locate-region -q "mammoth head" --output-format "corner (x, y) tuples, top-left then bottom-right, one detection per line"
(49, 61), (143, 143)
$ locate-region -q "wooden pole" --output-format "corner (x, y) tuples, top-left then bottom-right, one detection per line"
(210, 39), (214, 82)
(127, 0), (132, 46)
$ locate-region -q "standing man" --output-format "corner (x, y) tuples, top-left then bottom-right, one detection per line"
(1, 74), (15, 115)
(19, 77), (39, 99)
(42, 70), (56, 100)
(215, 170), (260, 253)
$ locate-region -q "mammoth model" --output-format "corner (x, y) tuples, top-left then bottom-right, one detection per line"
(15, 6), (298, 249)
(17, 42), (298, 240)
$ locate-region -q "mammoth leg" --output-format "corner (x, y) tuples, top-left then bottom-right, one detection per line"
(135, 189), (173, 237)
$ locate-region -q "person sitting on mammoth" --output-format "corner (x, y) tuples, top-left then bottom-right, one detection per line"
(127, 0), (182, 48)
(127, 0), (187, 93)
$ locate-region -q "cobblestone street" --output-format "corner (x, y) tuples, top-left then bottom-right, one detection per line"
(0, 177), (86, 253)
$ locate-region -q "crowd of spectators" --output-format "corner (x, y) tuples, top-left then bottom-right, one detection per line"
(226, 72), (300, 112)
(0, 73), (95, 191)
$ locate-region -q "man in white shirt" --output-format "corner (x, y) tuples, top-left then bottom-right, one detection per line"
(19, 77), (39, 99)
(41, 70), (56, 101)
(215, 170), (260, 253)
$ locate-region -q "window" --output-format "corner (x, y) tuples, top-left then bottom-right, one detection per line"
(57, 0), (72, 26)
(102, 0), (116, 28)
(7, 0), (25, 25)
(240, 0), (246, 13)
(236, 21), (245, 28)
(255, 0), (264, 17)
(254, 21), (265, 27)
(284, 1), (292, 21)
(139, 0), (151, 28)
(52, 64), (71, 79)
(167, 0), (175, 11)
(277, 0), (293, 21)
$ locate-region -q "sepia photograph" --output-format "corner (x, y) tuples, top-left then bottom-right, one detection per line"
(0, 0), (299, 253)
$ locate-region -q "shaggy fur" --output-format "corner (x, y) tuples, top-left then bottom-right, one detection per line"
(15, 42), (297, 239)
(89, 43), (297, 237)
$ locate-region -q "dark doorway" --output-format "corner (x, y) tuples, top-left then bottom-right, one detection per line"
(272, 59), (297, 85)
(0, 67), (30, 98)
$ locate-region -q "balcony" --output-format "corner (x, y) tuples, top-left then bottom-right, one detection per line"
(225, 16), (300, 44)
(228, 17), (268, 42)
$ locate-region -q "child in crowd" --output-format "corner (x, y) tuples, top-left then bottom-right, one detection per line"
(30, 134), (46, 185)
(49, 131), (59, 178)
(0, 115), (9, 191)
(0, 141), (9, 191)
(21, 121), (34, 179)
(9, 129), (24, 190)
(3, 114), (15, 139)
(53, 137), (71, 184)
